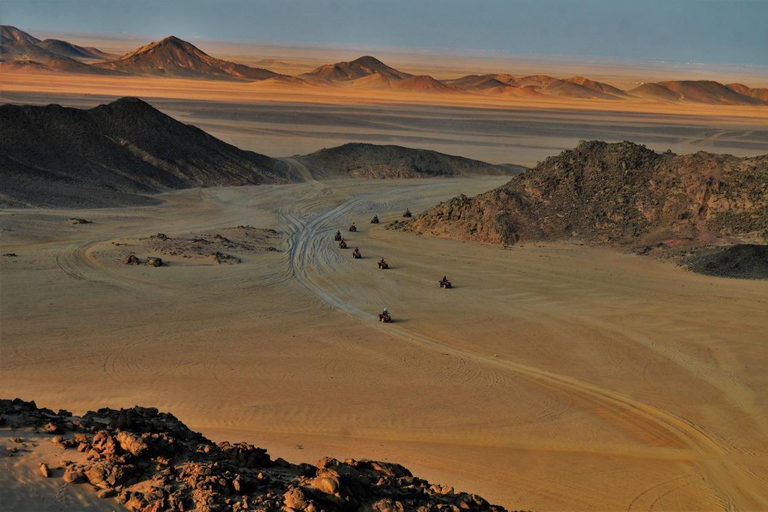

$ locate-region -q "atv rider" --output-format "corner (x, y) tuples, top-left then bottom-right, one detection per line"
(371, 214), (379, 223)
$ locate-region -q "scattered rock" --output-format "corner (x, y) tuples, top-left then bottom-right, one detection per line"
(97, 488), (117, 499)
(39, 463), (50, 478)
(151, 233), (169, 241)
(63, 467), (86, 484)
(68, 218), (92, 225)
(122, 254), (141, 265)
(2, 253), (17, 257)
(211, 251), (240, 264)
(145, 257), (163, 267)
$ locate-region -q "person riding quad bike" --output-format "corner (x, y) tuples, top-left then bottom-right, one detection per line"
(440, 275), (452, 289)
(379, 308), (392, 323)
(339, 238), (347, 249)
(378, 257), (389, 269)
(403, 208), (412, 218)
(334, 230), (342, 241)
(371, 215), (379, 224)
(352, 247), (362, 259)
(349, 223), (357, 232)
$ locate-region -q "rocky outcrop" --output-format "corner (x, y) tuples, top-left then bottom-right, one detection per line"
(1, 399), (515, 512)
(395, 141), (768, 248)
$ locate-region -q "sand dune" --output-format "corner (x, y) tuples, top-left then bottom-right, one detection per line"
(2, 178), (768, 510)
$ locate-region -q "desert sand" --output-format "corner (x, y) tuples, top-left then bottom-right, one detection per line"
(2, 177), (768, 511)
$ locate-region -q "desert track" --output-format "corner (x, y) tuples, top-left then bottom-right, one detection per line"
(3, 180), (768, 511)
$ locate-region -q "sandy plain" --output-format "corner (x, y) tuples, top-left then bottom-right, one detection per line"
(2, 177), (768, 511)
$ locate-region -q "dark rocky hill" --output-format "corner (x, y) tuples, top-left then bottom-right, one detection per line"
(0, 98), (295, 208)
(394, 141), (768, 247)
(294, 143), (525, 179)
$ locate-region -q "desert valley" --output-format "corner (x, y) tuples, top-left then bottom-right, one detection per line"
(1, 9), (768, 512)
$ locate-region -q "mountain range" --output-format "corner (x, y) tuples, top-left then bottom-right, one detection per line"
(396, 141), (768, 248)
(2, 25), (767, 105)
(0, 98), (520, 208)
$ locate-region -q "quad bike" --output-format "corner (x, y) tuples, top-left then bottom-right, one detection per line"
(334, 231), (342, 241)
(349, 225), (357, 232)
(371, 216), (380, 224)
(352, 250), (362, 259)
(339, 240), (348, 249)
(440, 279), (452, 289)
(379, 313), (392, 323)
(378, 261), (389, 269)
(403, 209), (412, 218)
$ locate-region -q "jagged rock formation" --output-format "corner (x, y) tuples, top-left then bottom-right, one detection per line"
(294, 143), (524, 179)
(0, 399), (513, 512)
(394, 141), (768, 247)
(0, 98), (295, 208)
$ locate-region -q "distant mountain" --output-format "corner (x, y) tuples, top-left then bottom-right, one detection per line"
(629, 80), (767, 105)
(512, 75), (620, 99)
(302, 55), (412, 82)
(1, 54), (121, 75)
(446, 73), (624, 99)
(0, 98), (296, 208)
(396, 141), (768, 247)
(0, 25), (114, 62)
(392, 75), (461, 93)
(444, 74), (516, 91)
(566, 76), (628, 97)
(294, 143), (525, 179)
(726, 83), (768, 103)
(37, 39), (116, 60)
(93, 36), (283, 80)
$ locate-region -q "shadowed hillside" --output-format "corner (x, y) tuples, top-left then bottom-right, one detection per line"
(0, 98), (295, 208)
(394, 141), (768, 247)
(294, 143), (525, 179)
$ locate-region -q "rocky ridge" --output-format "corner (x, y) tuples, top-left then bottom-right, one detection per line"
(1, 399), (513, 512)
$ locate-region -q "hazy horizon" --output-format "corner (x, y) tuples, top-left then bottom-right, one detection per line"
(2, 0), (767, 66)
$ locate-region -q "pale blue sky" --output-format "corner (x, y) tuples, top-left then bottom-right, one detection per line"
(2, 0), (766, 65)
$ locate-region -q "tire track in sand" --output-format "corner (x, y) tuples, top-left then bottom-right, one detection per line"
(281, 182), (767, 512)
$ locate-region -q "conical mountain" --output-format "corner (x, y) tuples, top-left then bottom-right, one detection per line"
(302, 55), (412, 82)
(94, 36), (282, 80)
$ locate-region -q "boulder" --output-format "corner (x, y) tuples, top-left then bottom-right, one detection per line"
(146, 257), (163, 267)
(123, 254), (141, 265)
(116, 431), (148, 457)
